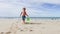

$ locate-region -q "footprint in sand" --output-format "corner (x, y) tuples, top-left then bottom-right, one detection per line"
(20, 29), (33, 32)
(5, 32), (11, 34)
(29, 30), (33, 31)
(0, 32), (4, 34)
(18, 27), (33, 32)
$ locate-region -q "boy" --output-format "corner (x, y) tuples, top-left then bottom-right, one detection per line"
(20, 7), (28, 23)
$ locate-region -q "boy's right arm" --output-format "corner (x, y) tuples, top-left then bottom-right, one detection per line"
(20, 12), (22, 16)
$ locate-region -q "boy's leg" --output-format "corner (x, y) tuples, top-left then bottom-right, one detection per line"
(22, 16), (26, 23)
(22, 19), (25, 23)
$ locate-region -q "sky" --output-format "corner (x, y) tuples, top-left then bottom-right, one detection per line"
(0, 0), (60, 17)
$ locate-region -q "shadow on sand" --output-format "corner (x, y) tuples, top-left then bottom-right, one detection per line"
(25, 22), (42, 25)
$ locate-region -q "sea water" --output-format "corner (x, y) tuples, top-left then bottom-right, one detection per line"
(0, 17), (60, 20)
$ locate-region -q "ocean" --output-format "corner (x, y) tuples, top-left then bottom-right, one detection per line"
(0, 17), (60, 19)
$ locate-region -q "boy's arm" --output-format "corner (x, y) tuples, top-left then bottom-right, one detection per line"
(26, 13), (28, 16)
(20, 12), (22, 16)
(26, 14), (28, 16)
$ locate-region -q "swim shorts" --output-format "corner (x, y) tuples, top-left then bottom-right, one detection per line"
(22, 16), (26, 20)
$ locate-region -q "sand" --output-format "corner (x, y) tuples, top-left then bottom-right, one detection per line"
(0, 18), (60, 34)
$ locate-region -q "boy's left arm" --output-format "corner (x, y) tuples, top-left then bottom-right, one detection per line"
(26, 13), (28, 16)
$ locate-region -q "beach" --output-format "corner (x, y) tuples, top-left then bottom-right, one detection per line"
(0, 18), (60, 34)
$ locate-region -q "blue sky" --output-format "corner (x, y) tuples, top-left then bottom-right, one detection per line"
(0, 0), (60, 17)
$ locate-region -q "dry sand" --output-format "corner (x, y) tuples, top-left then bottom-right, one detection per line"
(0, 18), (60, 34)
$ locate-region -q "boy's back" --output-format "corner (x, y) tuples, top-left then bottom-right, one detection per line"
(21, 11), (27, 16)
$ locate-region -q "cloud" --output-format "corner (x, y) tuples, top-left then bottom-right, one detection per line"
(18, 0), (60, 5)
(0, 0), (60, 17)
(0, 2), (19, 17)
(41, 3), (60, 9)
(0, 3), (13, 8)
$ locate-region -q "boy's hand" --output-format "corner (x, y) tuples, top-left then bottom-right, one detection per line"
(27, 15), (29, 17)
(20, 14), (21, 16)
